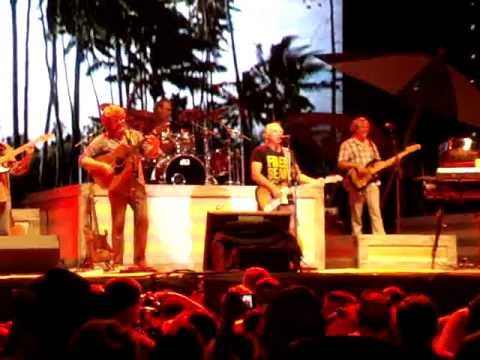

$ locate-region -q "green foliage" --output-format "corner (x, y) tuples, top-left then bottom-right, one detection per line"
(242, 35), (331, 125)
(46, 0), (230, 102)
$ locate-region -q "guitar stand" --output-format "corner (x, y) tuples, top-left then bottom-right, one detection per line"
(432, 205), (445, 269)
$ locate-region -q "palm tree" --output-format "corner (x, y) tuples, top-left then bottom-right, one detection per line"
(23, 0), (32, 141)
(40, 0), (65, 187)
(242, 36), (331, 126)
(10, 0), (20, 147)
(328, 0), (338, 113)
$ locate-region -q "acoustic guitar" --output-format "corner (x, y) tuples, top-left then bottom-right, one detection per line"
(0, 133), (54, 173)
(89, 143), (140, 192)
(343, 144), (421, 191)
(256, 175), (343, 212)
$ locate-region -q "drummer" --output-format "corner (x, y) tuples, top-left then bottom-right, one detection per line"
(152, 98), (173, 135)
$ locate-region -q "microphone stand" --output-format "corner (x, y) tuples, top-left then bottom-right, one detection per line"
(385, 126), (402, 233)
(284, 136), (299, 240)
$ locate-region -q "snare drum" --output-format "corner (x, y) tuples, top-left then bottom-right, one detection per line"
(153, 154), (205, 185)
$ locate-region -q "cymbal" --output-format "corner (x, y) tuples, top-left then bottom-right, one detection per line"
(178, 109), (205, 123)
(207, 107), (228, 121)
(178, 107), (228, 123)
(126, 108), (160, 133)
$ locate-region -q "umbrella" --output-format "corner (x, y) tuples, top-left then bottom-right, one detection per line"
(317, 52), (480, 132)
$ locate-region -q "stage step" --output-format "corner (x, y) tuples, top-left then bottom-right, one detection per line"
(357, 234), (457, 270)
(11, 208), (44, 235)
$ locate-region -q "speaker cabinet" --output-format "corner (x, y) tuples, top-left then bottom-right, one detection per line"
(204, 211), (300, 272)
(0, 235), (59, 273)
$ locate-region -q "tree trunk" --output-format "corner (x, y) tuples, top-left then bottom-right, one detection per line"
(51, 33), (65, 186)
(39, 3), (64, 188)
(115, 37), (124, 106)
(23, 0), (32, 141)
(39, 0), (52, 187)
(329, 0), (337, 114)
(71, 44), (83, 183)
(10, 0), (20, 147)
(61, 35), (74, 114)
(85, 53), (100, 115)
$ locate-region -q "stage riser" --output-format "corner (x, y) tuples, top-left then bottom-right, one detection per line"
(326, 234), (458, 269)
(23, 184), (326, 270)
(358, 234), (457, 269)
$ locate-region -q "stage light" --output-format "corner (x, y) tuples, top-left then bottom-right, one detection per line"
(463, 137), (473, 151)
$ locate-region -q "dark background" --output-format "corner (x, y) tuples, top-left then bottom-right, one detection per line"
(290, 0), (480, 232)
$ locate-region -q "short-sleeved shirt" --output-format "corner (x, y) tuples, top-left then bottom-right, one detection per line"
(338, 137), (381, 167)
(251, 144), (291, 186)
(82, 129), (145, 186)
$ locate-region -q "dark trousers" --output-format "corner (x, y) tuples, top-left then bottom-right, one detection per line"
(0, 200), (12, 235)
(109, 183), (148, 265)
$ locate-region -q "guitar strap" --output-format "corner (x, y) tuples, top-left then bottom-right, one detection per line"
(125, 129), (145, 185)
(282, 147), (299, 186)
(368, 139), (380, 161)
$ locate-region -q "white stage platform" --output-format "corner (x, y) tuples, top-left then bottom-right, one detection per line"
(23, 184), (326, 271)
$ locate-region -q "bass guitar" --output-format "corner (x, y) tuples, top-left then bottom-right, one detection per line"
(0, 133), (54, 173)
(344, 144), (421, 191)
(256, 175), (343, 212)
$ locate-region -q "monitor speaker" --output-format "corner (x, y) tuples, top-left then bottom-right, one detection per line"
(0, 235), (59, 273)
(204, 211), (300, 272)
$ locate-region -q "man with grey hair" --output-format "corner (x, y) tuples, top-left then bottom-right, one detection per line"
(338, 116), (385, 235)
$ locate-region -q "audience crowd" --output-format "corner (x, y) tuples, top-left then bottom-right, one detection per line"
(0, 266), (479, 359)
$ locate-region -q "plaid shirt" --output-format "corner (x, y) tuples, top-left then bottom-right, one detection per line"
(338, 137), (381, 167)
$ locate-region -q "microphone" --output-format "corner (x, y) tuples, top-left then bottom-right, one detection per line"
(384, 122), (396, 132)
(281, 135), (291, 139)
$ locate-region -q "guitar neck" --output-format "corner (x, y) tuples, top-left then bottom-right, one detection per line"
(0, 142), (32, 163)
(12, 142), (34, 158)
(372, 149), (415, 173)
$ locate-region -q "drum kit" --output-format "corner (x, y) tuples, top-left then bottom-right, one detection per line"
(127, 106), (244, 185)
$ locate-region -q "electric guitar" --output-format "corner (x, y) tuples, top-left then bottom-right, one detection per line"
(344, 144), (421, 191)
(0, 133), (54, 174)
(83, 184), (112, 267)
(256, 175), (343, 212)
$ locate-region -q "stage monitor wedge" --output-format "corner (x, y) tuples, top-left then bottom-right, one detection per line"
(0, 235), (59, 274)
(204, 211), (298, 272)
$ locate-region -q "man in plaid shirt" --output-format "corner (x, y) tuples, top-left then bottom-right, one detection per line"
(338, 116), (385, 235)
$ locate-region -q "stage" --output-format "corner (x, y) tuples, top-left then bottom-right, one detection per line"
(5, 183), (479, 321)
(21, 183), (327, 270)
(0, 267), (480, 321)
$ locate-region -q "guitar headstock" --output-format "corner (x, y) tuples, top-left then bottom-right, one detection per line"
(405, 144), (422, 153)
(315, 174), (343, 185)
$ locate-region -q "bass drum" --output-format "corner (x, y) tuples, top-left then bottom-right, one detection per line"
(154, 154), (205, 185)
